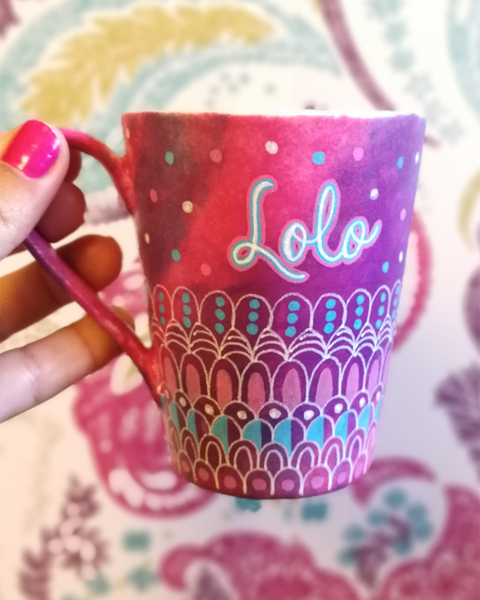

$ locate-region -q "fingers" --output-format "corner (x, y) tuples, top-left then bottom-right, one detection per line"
(0, 235), (122, 342)
(0, 308), (134, 423)
(36, 181), (86, 242)
(0, 120), (70, 258)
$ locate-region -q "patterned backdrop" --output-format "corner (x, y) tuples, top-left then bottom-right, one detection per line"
(0, 0), (479, 599)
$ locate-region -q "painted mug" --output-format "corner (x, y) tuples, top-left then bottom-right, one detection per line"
(26, 111), (426, 499)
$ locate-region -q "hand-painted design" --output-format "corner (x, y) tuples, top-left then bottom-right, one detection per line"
(339, 487), (433, 587)
(161, 458), (480, 600)
(20, 4), (273, 125)
(465, 265), (480, 351)
(161, 533), (359, 600)
(150, 282), (402, 497)
(74, 264), (212, 517)
(459, 169), (480, 248)
(18, 479), (109, 600)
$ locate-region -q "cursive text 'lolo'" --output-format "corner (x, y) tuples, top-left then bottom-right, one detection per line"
(229, 177), (382, 282)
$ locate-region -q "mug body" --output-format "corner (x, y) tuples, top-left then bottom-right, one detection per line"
(122, 110), (425, 498)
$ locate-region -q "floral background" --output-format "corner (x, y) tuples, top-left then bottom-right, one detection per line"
(0, 0), (479, 598)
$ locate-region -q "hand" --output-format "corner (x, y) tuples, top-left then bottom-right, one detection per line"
(0, 120), (129, 423)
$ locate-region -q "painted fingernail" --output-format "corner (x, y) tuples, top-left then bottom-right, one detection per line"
(0, 120), (60, 178)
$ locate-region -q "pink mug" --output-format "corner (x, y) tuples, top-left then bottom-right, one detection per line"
(26, 111), (426, 499)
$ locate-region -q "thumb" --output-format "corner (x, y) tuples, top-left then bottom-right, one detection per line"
(0, 120), (69, 258)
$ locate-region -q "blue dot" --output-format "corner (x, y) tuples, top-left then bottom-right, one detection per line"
(356, 294), (365, 305)
(165, 151), (174, 165)
(382, 261), (389, 273)
(392, 309), (397, 319)
(355, 306), (364, 316)
(375, 319), (382, 329)
(182, 293), (190, 303)
(288, 300), (300, 311)
(215, 309), (225, 321)
(215, 323), (225, 334)
(172, 249), (181, 262)
(183, 305), (192, 315)
(160, 316), (166, 326)
(395, 285), (400, 295)
(394, 539), (411, 555)
(249, 299), (260, 309)
(326, 298), (336, 309)
(159, 304), (165, 313)
(326, 310), (336, 322)
(407, 503), (427, 522)
(380, 292), (386, 302)
(215, 296), (225, 307)
(412, 522), (432, 540)
(393, 297), (398, 307)
(287, 313), (298, 324)
(397, 156), (404, 169)
(344, 525), (366, 543)
(384, 488), (406, 508)
(354, 319), (362, 330)
(324, 323), (334, 334)
(285, 326), (296, 337)
(312, 151), (325, 165)
(378, 306), (385, 316)
(246, 323), (258, 335)
(183, 316), (192, 328)
(248, 311), (259, 322)
(158, 292), (164, 301)
(368, 509), (387, 527)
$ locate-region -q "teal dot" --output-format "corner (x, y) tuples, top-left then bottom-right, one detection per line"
(344, 524), (366, 542)
(382, 261), (389, 273)
(312, 151), (325, 165)
(160, 316), (166, 326)
(215, 309), (226, 321)
(380, 292), (386, 302)
(356, 294), (365, 305)
(338, 549), (355, 566)
(326, 310), (336, 322)
(394, 539), (411, 555)
(159, 304), (165, 313)
(368, 509), (387, 527)
(183, 305), (192, 315)
(355, 306), (364, 316)
(172, 249), (181, 262)
(384, 488), (406, 508)
(397, 156), (404, 169)
(182, 293), (190, 303)
(354, 319), (362, 330)
(407, 503), (427, 522)
(378, 305), (385, 316)
(288, 300), (300, 311)
(249, 299), (260, 309)
(215, 296), (225, 307)
(165, 151), (174, 165)
(324, 323), (334, 334)
(287, 313), (298, 324)
(393, 297), (398, 306)
(326, 298), (336, 309)
(246, 323), (258, 335)
(375, 319), (382, 329)
(248, 311), (259, 322)
(285, 326), (296, 337)
(395, 285), (400, 295)
(412, 522), (432, 540)
(183, 316), (191, 328)
(392, 309), (397, 319)
(158, 292), (164, 301)
(215, 323), (225, 334)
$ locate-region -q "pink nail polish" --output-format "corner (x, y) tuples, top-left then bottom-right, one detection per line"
(1, 120), (60, 178)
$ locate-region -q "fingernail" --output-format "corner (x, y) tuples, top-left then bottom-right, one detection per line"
(0, 120), (60, 178)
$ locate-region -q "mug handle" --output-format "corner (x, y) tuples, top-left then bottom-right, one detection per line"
(23, 129), (158, 394)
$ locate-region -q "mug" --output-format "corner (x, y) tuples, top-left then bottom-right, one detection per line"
(26, 110), (426, 499)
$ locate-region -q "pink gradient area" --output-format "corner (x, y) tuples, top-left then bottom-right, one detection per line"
(160, 458), (480, 600)
(73, 264), (212, 518)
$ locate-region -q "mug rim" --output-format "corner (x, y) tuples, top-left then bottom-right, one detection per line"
(122, 109), (425, 120)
